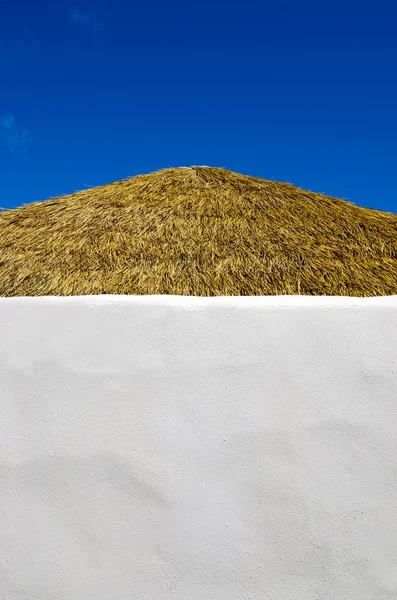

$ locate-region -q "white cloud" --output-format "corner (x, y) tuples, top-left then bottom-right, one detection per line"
(70, 7), (104, 30)
(0, 114), (30, 153)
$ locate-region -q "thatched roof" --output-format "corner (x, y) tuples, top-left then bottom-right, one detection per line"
(1, 166), (396, 297)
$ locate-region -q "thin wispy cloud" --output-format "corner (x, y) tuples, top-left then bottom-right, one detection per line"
(0, 114), (30, 153)
(70, 7), (104, 30)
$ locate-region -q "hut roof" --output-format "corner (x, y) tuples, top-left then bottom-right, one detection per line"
(1, 166), (396, 297)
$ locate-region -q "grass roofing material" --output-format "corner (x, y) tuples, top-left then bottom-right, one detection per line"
(1, 166), (396, 297)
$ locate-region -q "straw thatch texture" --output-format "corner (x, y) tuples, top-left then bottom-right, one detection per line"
(1, 166), (396, 297)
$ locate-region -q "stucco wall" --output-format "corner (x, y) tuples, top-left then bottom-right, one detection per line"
(0, 294), (397, 600)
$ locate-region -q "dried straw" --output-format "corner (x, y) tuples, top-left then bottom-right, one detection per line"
(0, 166), (396, 297)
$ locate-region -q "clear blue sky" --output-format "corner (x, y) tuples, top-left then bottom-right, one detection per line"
(1, 0), (396, 213)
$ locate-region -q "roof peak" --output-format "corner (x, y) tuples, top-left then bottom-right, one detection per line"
(1, 164), (396, 298)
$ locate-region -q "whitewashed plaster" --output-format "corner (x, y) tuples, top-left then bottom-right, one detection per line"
(0, 294), (396, 600)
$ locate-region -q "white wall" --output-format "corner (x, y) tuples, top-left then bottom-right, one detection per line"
(0, 294), (397, 600)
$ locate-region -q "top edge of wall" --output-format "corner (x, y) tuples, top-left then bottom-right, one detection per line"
(1, 295), (397, 308)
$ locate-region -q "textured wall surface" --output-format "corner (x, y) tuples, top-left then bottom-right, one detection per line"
(0, 294), (397, 600)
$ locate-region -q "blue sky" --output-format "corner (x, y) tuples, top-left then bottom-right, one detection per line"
(1, 0), (396, 213)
